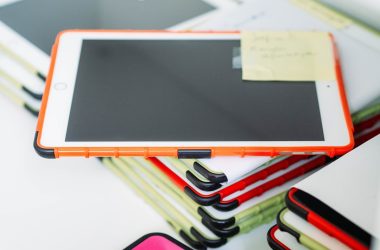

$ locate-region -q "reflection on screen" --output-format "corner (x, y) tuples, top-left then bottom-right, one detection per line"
(0, 0), (215, 53)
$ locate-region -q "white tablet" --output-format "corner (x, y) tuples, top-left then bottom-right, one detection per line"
(34, 31), (353, 158)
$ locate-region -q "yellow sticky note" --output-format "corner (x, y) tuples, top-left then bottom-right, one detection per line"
(241, 31), (336, 81)
(290, 0), (352, 29)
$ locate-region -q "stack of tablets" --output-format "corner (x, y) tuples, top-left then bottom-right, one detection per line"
(1, 1), (380, 249)
(2, 74), (378, 250)
(99, 155), (324, 248)
(267, 104), (380, 250)
(97, 102), (379, 249)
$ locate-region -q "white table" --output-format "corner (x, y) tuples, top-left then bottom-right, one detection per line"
(0, 95), (271, 249)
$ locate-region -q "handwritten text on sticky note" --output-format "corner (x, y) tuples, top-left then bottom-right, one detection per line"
(241, 31), (336, 81)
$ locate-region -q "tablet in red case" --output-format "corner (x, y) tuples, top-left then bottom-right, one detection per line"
(286, 188), (371, 250)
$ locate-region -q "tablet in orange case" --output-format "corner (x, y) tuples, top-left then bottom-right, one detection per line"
(34, 30), (354, 158)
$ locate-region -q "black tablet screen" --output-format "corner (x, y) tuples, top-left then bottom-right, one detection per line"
(65, 39), (324, 142)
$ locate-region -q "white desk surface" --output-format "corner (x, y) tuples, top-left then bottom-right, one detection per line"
(0, 95), (271, 249)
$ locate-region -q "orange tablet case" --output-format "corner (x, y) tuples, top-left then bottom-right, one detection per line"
(34, 30), (354, 158)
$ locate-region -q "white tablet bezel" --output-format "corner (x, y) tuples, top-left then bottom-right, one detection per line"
(40, 31), (351, 149)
